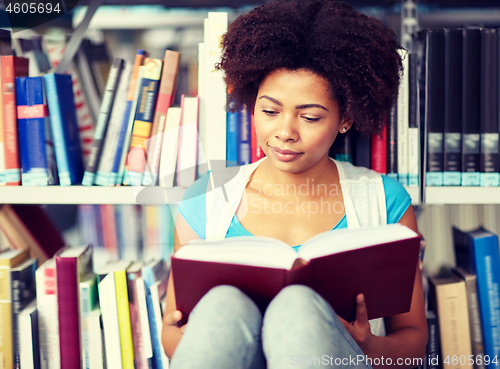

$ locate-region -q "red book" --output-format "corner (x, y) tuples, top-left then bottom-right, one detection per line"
(1, 56), (29, 185)
(250, 114), (265, 162)
(371, 125), (387, 174)
(100, 204), (119, 260)
(55, 245), (93, 369)
(172, 224), (421, 325)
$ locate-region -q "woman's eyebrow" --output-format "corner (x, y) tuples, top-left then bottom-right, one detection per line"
(295, 103), (328, 111)
(259, 95), (328, 112)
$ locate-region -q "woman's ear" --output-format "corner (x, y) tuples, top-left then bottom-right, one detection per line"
(339, 115), (354, 133)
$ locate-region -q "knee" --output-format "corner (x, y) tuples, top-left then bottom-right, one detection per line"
(267, 285), (317, 312)
(194, 285), (262, 322)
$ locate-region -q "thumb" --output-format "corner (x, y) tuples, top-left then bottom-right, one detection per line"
(355, 294), (368, 325)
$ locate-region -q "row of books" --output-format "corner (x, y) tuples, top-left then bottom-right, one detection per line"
(424, 226), (500, 369)
(421, 27), (500, 187)
(0, 244), (170, 369)
(77, 204), (175, 271)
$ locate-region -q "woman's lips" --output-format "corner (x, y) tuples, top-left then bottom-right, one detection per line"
(269, 145), (303, 162)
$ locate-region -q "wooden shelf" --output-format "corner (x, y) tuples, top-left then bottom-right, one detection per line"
(425, 187), (500, 205)
(0, 186), (186, 205)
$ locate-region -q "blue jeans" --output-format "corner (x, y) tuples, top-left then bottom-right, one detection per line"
(170, 284), (372, 368)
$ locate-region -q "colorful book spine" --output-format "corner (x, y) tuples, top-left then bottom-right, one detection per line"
(480, 29), (499, 187)
(386, 104), (398, 181)
(16, 76), (58, 186)
(123, 57), (163, 186)
(82, 57), (124, 186)
(43, 74), (84, 186)
(11, 258), (37, 369)
(0, 59), (5, 186)
(135, 276), (154, 368)
(95, 61), (133, 186)
(443, 28), (463, 186)
(226, 105), (239, 167)
(110, 50), (146, 185)
(461, 28), (481, 186)
(115, 269), (135, 369)
(239, 106), (251, 166)
(1, 56), (29, 185)
(142, 50), (180, 186)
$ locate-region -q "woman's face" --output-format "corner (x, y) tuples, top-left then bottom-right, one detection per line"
(254, 68), (351, 175)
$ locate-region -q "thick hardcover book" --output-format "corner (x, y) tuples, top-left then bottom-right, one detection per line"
(43, 73), (84, 185)
(55, 245), (93, 369)
(172, 224), (421, 325)
(1, 56), (29, 185)
(424, 29), (445, 186)
(453, 267), (486, 369)
(480, 29), (499, 187)
(110, 50), (146, 185)
(453, 226), (500, 368)
(386, 104), (398, 180)
(142, 50), (180, 186)
(461, 29), (481, 186)
(371, 125), (387, 174)
(123, 57), (163, 186)
(428, 274), (473, 369)
(82, 57), (125, 186)
(443, 28), (463, 186)
(239, 106), (251, 166)
(16, 76), (58, 186)
(11, 257), (37, 369)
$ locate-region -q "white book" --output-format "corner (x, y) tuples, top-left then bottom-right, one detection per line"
(19, 300), (39, 369)
(197, 42), (207, 178)
(397, 49), (409, 186)
(86, 307), (104, 369)
(203, 12), (228, 168)
(97, 272), (122, 368)
(35, 259), (60, 369)
(95, 61), (133, 186)
(176, 96), (199, 188)
(79, 273), (97, 369)
(159, 108), (182, 189)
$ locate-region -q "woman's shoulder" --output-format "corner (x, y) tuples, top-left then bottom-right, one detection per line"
(380, 174), (412, 224)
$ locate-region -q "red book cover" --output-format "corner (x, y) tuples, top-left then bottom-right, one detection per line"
(2, 56), (29, 185)
(172, 224), (421, 325)
(100, 204), (119, 260)
(250, 114), (265, 163)
(55, 245), (93, 369)
(371, 124), (387, 174)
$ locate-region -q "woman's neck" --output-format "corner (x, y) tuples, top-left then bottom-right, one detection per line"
(259, 156), (338, 198)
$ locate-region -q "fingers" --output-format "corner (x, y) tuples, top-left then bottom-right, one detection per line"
(180, 324), (187, 334)
(355, 294), (368, 325)
(164, 310), (183, 326)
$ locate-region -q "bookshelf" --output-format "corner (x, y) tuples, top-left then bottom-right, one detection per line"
(0, 186), (186, 204)
(425, 187), (500, 205)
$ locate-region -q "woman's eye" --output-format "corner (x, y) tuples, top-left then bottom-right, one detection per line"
(262, 110), (277, 116)
(303, 116), (320, 123)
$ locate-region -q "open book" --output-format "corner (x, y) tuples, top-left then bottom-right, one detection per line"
(172, 223), (421, 325)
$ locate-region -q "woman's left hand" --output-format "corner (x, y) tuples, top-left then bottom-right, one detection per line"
(337, 294), (375, 355)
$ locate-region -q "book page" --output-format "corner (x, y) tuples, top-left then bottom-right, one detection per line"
(298, 224), (418, 261)
(175, 236), (299, 269)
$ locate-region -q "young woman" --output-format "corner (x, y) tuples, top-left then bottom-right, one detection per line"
(162, 0), (428, 367)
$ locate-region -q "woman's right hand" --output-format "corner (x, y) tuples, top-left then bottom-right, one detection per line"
(164, 310), (187, 334)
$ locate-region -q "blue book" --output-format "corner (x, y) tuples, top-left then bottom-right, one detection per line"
(43, 74), (84, 186)
(16, 76), (59, 185)
(239, 106), (251, 166)
(142, 260), (168, 369)
(453, 226), (500, 369)
(226, 104), (239, 167)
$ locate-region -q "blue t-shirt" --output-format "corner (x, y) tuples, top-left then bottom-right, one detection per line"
(178, 169), (412, 251)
